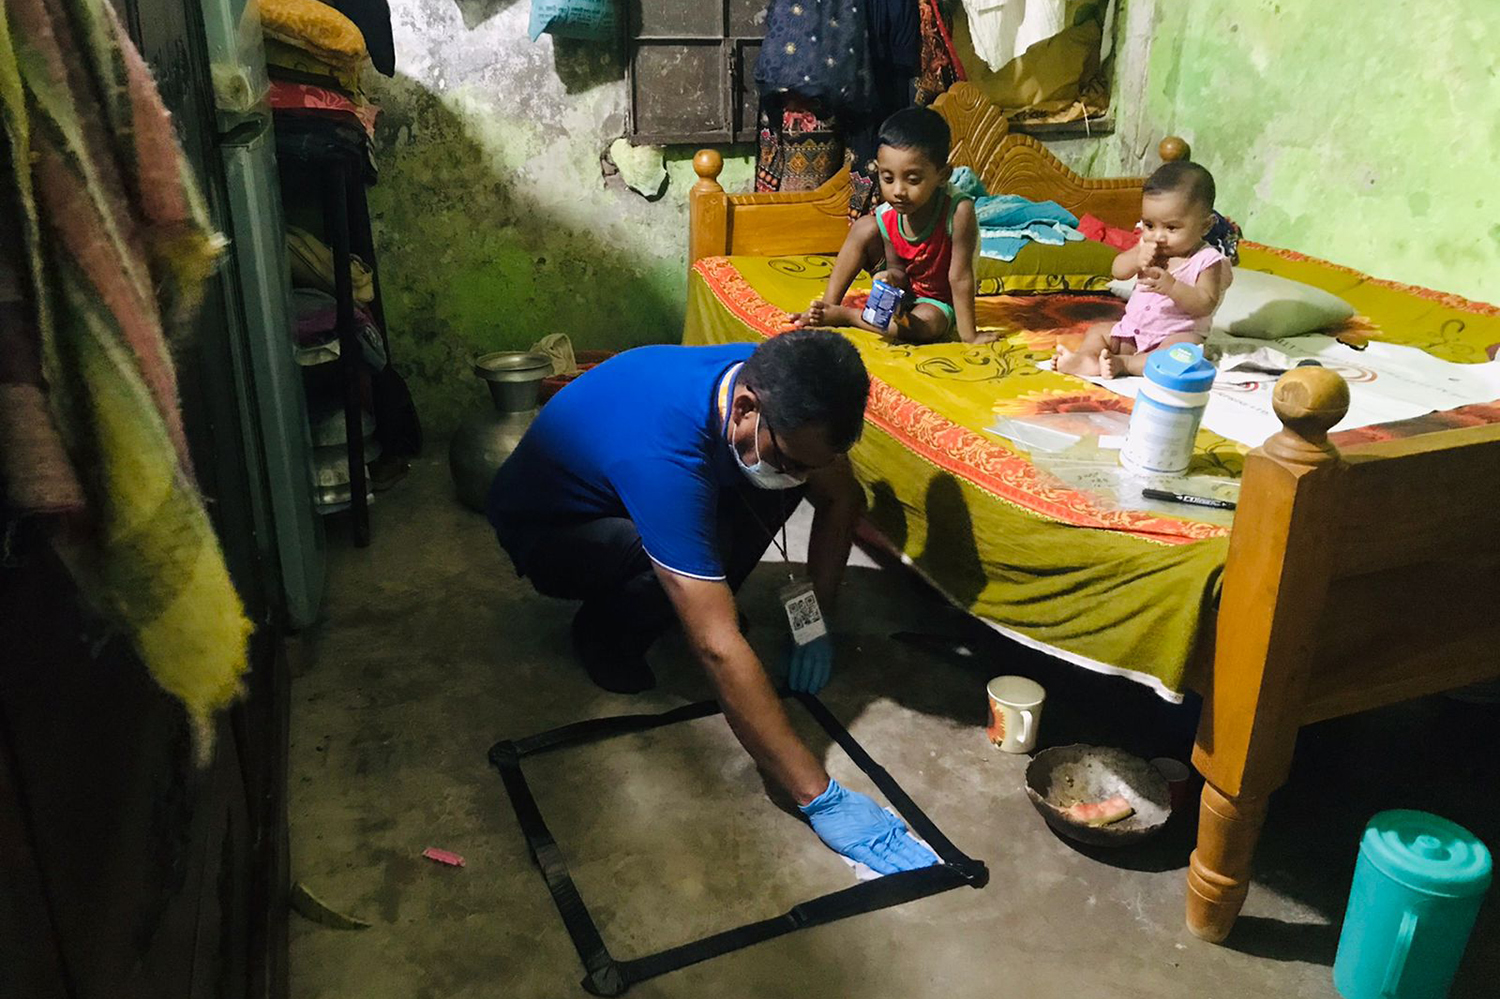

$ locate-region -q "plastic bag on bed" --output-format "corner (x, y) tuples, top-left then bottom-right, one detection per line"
(987, 411), (1132, 452)
(528, 0), (616, 42)
(1029, 439), (1241, 527)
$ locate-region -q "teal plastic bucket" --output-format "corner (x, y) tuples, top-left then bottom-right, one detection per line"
(1334, 810), (1492, 998)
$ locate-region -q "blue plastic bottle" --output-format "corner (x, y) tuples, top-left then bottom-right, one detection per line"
(1334, 810), (1492, 999)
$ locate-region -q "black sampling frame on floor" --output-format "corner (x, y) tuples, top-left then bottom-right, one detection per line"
(489, 692), (989, 996)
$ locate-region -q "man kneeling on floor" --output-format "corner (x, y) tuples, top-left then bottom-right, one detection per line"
(488, 329), (937, 875)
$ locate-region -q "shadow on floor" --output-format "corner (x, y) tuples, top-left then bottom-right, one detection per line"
(304, 463), (1499, 997)
(737, 536), (1500, 982)
(1226, 917), (1343, 965)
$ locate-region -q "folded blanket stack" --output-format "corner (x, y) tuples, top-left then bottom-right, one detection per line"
(287, 225), (375, 302)
(974, 194), (1084, 261)
(261, 0), (391, 132)
(292, 288), (386, 368)
(943, 169), (1087, 262)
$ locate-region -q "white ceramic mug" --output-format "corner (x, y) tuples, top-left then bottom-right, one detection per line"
(986, 676), (1045, 754)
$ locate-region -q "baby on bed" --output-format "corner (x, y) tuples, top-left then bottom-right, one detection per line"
(790, 107), (985, 344)
(1057, 161), (1232, 378)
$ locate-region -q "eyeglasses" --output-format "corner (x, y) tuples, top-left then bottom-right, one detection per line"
(763, 417), (818, 477)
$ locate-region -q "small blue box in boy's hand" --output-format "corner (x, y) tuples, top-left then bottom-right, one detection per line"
(862, 279), (905, 331)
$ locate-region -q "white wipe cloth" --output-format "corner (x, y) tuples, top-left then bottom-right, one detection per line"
(841, 808), (940, 881)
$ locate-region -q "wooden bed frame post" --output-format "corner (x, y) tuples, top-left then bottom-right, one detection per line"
(1186, 368), (1351, 942)
(689, 149), (728, 269)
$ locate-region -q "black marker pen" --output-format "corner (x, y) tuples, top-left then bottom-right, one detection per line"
(1142, 488), (1237, 511)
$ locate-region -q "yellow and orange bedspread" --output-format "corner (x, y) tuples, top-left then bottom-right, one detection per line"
(684, 248), (1500, 697)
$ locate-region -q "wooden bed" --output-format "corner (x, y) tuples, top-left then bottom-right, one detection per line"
(686, 82), (1500, 942)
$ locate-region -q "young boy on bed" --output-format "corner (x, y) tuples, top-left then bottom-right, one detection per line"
(789, 107), (986, 345)
(1056, 161), (1232, 378)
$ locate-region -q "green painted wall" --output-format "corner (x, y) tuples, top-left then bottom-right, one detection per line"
(373, 0), (1496, 435)
(369, 3), (752, 434)
(1057, 0), (1498, 304)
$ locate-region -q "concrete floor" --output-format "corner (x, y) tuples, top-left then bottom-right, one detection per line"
(288, 456), (1498, 999)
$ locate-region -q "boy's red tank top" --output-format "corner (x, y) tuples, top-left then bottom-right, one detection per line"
(875, 188), (963, 303)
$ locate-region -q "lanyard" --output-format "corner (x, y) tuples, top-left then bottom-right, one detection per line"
(718, 360), (795, 579)
(715, 362), (742, 428)
(741, 498), (792, 578)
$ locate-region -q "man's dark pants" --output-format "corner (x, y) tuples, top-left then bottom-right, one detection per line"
(495, 486), (805, 677)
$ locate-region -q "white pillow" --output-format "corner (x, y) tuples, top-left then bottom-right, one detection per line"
(1107, 268), (1356, 340)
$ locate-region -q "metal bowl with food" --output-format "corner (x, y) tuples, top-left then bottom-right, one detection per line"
(1024, 745), (1172, 847)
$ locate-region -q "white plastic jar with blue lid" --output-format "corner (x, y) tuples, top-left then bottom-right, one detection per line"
(1121, 343), (1217, 474)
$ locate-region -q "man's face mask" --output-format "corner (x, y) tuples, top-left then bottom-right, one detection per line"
(733, 411), (806, 490)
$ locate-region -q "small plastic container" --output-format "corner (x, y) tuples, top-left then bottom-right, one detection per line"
(1333, 810), (1492, 999)
(861, 279), (904, 330)
(1121, 342), (1216, 474)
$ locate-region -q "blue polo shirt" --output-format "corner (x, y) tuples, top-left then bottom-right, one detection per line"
(487, 343), (757, 580)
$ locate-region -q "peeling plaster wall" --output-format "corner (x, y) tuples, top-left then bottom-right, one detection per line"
(369, 2), (752, 433)
(1050, 0), (1499, 304)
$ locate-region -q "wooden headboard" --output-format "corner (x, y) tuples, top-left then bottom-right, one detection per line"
(688, 82), (1188, 266)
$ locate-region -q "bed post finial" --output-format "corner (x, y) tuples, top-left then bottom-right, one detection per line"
(1264, 367), (1350, 466)
(693, 149), (724, 191)
(689, 150), (728, 268)
(1159, 136), (1191, 162)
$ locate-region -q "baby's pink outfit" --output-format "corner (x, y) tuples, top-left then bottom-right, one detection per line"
(1111, 244), (1230, 352)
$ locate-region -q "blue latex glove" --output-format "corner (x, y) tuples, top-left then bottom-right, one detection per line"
(800, 778), (940, 875)
(786, 635), (833, 694)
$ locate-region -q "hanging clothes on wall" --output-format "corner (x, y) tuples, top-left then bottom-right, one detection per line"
(528, 0), (616, 42)
(757, 0), (876, 114)
(756, 0), (924, 205)
(953, 1), (1115, 122)
(853, 0), (951, 215)
(755, 0), (875, 193)
(916, 0), (966, 105)
(755, 96), (842, 193)
(0, 143), (82, 517)
(960, 0), (1066, 73)
(846, 0), (922, 194)
(0, 0), (251, 763)
(969, 15), (1101, 115)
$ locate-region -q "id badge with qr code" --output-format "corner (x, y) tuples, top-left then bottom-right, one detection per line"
(779, 579), (827, 646)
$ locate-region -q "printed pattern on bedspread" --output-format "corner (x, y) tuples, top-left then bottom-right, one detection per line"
(684, 249), (1500, 698)
(1239, 243), (1500, 364)
(694, 251), (1500, 525)
(688, 255), (1238, 696)
(695, 254), (1239, 543)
